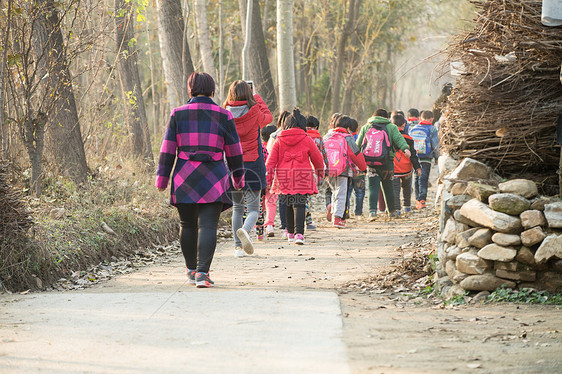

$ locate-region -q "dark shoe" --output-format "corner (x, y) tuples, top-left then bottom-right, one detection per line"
(196, 272), (214, 288)
(306, 223), (317, 231)
(187, 269), (196, 285)
(326, 204), (332, 222)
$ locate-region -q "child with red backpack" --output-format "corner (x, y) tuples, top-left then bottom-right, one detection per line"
(323, 115), (367, 228)
(409, 110), (440, 209)
(392, 113), (421, 215)
(356, 109), (411, 221)
(266, 109), (325, 245)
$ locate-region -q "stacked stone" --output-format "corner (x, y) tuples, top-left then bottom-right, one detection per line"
(436, 158), (562, 297)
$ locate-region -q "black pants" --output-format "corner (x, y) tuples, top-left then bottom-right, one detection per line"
(176, 202), (223, 273)
(280, 194), (306, 235)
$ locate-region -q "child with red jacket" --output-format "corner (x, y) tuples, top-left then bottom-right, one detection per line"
(224, 80), (272, 258)
(266, 109), (325, 245)
(392, 113), (421, 215)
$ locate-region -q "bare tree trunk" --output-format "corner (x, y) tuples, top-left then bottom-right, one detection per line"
(115, 0), (153, 164)
(157, 0), (194, 110)
(194, 0), (216, 93)
(239, 0), (278, 111)
(277, 0), (296, 111)
(32, 0), (89, 183)
(331, 0), (359, 114)
(241, 0), (253, 80)
(22, 113), (46, 196)
(0, 0), (12, 160)
(219, 0), (225, 102)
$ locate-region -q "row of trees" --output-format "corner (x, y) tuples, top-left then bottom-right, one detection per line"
(0, 0), (471, 195)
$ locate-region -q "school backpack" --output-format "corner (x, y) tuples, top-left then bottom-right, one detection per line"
(394, 134), (413, 174)
(324, 132), (348, 177)
(409, 125), (432, 158)
(361, 123), (390, 167)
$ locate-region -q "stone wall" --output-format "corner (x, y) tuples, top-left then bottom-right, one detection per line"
(436, 158), (562, 298)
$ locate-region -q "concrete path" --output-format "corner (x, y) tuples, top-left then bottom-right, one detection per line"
(0, 210), (419, 373)
(1, 289), (348, 373)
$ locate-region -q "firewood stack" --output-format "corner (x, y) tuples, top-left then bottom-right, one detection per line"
(441, 0), (562, 193)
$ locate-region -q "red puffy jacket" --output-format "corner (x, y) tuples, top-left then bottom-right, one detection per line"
(226, 94), (273, 162)
(266, 128), (325, 195)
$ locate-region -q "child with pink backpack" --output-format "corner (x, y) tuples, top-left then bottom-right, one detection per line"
(356, 109), (411, 220)
(323, 115), (367, 228)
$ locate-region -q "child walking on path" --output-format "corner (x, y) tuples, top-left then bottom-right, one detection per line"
(224, 80), (273, 258)
(305, 115), (328, 230)
(156, 72), (245, 288)
(356, 109), (411, 221)
(409, 110), (440, 209)
(267, 111), (290, 237)
(324, 115), (367, 228)
(347, 118), (366, 217)
(261, 124), (278, 237)
(391, 113), (421, 215)
(266, 109), (325, 245)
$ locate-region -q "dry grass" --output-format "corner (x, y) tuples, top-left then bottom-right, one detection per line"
(1, 157), (179, 292)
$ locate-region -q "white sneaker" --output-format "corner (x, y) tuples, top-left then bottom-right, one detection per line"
(236, 228), (254, 255)
(266, 225), (275, 237)
(234, 247), (245, 258)
(281, 229), (288, 239)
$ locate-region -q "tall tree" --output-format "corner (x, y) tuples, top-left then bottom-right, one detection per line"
(193, 0), (217, 93)
(115, 0), (153, 163)
(157, 0), (194, 110)
(239, 0), (278, 112)
(277, 0), (296, 111)
(0, 0), (12, 159)
(331, 0), (360, 114)
(31, 0), (89, 183)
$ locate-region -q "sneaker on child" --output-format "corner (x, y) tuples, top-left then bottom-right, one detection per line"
(281, 229), (288, 239)
(266, 225), (275, 237)
(234, 247), (245, 258)
(368, 211), (377, 221)
(295, 234), (305, 245)
(287, 233), (295, 242)
(306, 223), (317, 231)
(236, 228), (254, 255)
(333, 217), (345, 228)
(195, 272), (214, 288)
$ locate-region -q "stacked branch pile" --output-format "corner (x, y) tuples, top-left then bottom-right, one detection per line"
(441, 0), (562, 191)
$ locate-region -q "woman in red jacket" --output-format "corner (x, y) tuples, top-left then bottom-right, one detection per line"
(266, 108), (325, 245)
(224, 80), (273, 257)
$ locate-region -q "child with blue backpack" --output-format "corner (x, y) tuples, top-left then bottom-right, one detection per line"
(409, 110), (440, 209)
(323, 115), (366, 228)
(356, 109), (411, 221)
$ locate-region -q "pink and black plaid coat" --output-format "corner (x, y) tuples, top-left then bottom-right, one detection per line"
(155, 96), (245, 208)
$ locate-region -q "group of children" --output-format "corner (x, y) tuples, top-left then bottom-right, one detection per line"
(247, 106), (440, 248)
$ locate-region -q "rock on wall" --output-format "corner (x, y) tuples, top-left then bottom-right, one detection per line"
(436, 158), (562, 298)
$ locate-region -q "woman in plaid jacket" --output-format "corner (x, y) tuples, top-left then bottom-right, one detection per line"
(155, 72), (244, 288)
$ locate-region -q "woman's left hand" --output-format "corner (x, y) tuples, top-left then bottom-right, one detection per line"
(157, 187), (166, 192)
